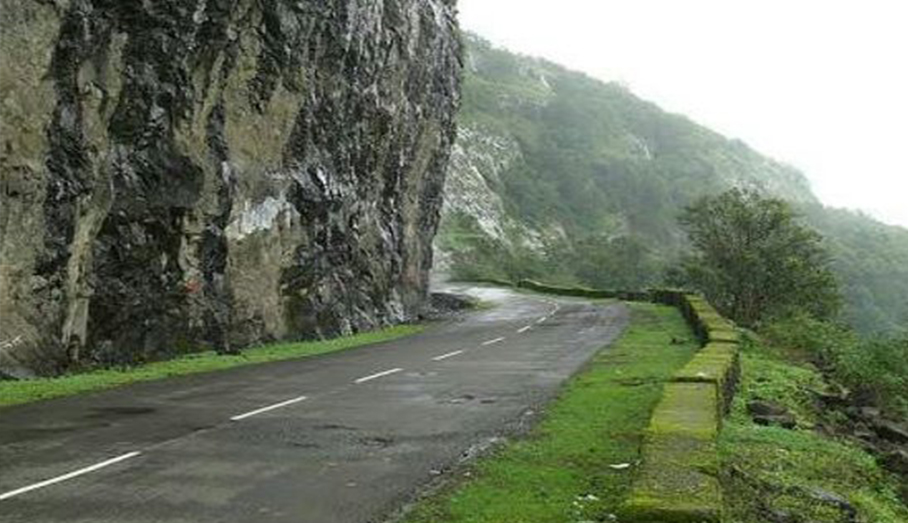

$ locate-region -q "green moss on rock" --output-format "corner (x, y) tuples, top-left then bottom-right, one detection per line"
(624, 383), (723, 522)
(516, 279), (619, 299)
(623, 293), (742, 522)
(707, 328), (741, 344)
(674, 343), (741, 415)
(648, 382), (720, 441)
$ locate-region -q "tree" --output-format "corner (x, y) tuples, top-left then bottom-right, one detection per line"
(574, 235), (657, 290)
(678, 189), (840, 327)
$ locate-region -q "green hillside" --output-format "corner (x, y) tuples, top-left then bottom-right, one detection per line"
(438, 35), (908, 335)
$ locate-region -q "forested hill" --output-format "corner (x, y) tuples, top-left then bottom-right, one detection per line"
(437, 34), (908, 335)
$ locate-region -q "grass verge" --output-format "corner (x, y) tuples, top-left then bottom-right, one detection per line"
(720, 344), (908, 522)
(401, 302), (699, 523)
(0, 325), (424, 409)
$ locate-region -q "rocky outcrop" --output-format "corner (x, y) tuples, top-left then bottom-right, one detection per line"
(434, 123), (562, 276)
(0, 0), (461, 375)
(747, 400), (797, 429)
(443, 125), (523, 244)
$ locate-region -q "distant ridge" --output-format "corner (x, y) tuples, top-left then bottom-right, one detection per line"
(439, 34), (908, 334)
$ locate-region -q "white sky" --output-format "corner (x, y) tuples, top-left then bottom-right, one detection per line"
(458, 0), (908, 228)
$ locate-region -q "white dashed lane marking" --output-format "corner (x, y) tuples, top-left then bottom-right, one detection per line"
(482, 337), (506, 346)
(354, 368), (403, 384)
(0, 451), (142, 501)
(432, 350), (464, 362)
(230, 396), (308, 422)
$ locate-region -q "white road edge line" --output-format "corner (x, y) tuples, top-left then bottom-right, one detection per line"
(517, 326), (532, 334)
(0, 451), (141, 501)
(230, 396), (308, 422)
(536, 316), (548, 324)
(355, 368), (403, 384)
(482, 337), (506, 346)
(432, 350), (464, 362)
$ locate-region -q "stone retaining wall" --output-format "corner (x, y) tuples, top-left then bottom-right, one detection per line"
(479, 280), (740, 521)
(623, 292), (740, 522)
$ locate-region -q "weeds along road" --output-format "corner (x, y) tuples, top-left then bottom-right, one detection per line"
(0, 285), (629, 523)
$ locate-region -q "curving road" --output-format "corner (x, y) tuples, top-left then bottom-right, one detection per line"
(0, 285), (629, 523)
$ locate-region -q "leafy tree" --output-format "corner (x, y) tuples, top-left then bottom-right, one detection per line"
(573, 235), (657, 290)
(678, 189), (840, 327)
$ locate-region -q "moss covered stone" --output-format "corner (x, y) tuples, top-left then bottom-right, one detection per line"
(516, 279), (620, 299)
(674, 344), (741, 415)
(622, 293), (743, 522)
(648, 382), (720, 440)
(623, 383), (722, 522)
(707, 328), (741, 344)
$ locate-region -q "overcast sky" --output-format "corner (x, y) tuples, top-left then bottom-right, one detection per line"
(458, 0), (908, 228)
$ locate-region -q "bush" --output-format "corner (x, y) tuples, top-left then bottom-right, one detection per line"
(835, 337), (908, 414)
(761, 313), (908, 416)
(760, 312), (858, 368)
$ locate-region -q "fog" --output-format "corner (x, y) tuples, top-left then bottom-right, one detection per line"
(459, 0), (908, 228)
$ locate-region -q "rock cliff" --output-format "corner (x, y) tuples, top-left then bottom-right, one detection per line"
(0, 0), (461, 376)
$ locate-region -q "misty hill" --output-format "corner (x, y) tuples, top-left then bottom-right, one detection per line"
(438, 35), (908, 334)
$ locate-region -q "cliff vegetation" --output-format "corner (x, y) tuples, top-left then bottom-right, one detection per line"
(438, 35), (908, 336)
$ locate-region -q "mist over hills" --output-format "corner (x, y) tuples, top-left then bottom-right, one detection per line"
(438, 34), (908, 334)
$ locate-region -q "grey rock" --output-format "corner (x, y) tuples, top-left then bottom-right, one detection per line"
(0, 0), (461, 373)
(808, 487), (847, 505)
(805, 487), (857, 520)
(859, 406), (881, 419)
(0, 355), (36, 381)
(872, 419), (908, 445)
(811, 386), (850, 409)
(749, 400), (797, 429)
(429, 292), (476, 312)
(0, 367), (26, 381)
(762, 508), (796, 523)
(882, 449), (908, 475)
(753, 413), (797, 430)
(852, 422), (876, 442)
(748, 400), (789, 417)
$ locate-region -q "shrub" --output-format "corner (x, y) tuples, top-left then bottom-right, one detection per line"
(760, 312), (857, 368)
(834, 336), (908, 414)
(761, 313), (908, 416)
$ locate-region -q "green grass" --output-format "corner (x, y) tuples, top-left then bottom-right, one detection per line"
(720, 346), (908, 522)
(0, 325), (424, 409)
(401, 303), (699, 523)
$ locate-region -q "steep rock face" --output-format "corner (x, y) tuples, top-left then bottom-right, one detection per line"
(0, 0), (461, 375)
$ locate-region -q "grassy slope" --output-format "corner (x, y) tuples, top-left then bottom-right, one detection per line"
(444, 35), (908, 335)
(721, 345), (908, 522)
(0, 325), (423, 408)
(402, 303), (699, 522)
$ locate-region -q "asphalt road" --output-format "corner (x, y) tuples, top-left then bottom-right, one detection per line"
(0, 285), (629, 523)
